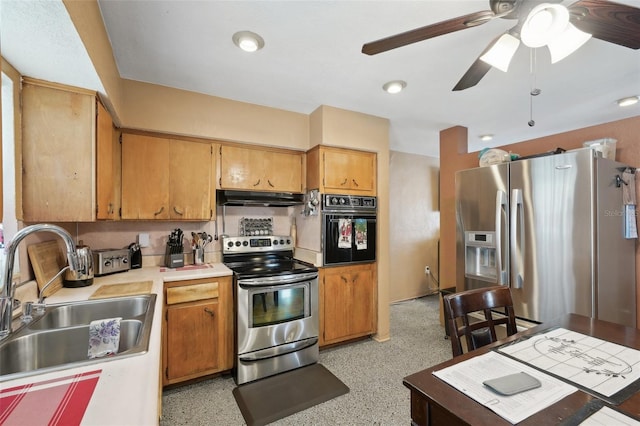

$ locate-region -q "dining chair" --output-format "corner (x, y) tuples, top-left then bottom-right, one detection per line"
(443, 286), (518, 357)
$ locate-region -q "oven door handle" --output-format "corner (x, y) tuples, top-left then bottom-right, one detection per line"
(238, 272), (318, 287)
(238, 337), (319, 362)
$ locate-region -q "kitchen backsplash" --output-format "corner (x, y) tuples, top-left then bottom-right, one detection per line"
(43, 205), (297, 264)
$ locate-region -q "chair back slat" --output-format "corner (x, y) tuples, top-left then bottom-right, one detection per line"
(443, 286), (518, 357)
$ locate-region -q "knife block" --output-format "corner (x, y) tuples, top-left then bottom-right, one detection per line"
(164, 246), (184, 268)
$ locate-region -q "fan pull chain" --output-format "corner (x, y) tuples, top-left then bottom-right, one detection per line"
(528, 48), (541, 127)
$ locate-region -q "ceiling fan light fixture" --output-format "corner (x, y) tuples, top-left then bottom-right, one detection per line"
(232, 31), (265, 52)
(521, 3), (569, 48)
(383, 80), (407, 94)
(617, 96), (639, 107)
(479, 33), (520, 72)
(548, 23), (592, 63)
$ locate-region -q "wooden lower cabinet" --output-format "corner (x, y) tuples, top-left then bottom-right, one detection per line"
(162, 276), (233, 386)
(320, 263), (377, 346)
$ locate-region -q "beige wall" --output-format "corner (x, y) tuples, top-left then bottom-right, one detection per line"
(120, 79), (309, 150)
(439, 116), (640, 328)
(389, 151), (440, 302)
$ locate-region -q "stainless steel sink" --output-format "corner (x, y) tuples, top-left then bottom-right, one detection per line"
(29, 296), (152, 330)
(0, 294), (156, 382)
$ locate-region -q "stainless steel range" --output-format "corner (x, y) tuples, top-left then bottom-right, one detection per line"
(223, 235), (319, 385)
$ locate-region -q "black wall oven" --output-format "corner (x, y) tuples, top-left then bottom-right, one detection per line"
(322, 194), (377, 265)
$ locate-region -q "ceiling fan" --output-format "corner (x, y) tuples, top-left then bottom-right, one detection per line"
(362, 0), (640, 91)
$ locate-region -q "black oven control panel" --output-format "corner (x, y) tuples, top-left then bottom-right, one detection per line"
(223, 235), (293, 254)
(322, 194), (376, 211)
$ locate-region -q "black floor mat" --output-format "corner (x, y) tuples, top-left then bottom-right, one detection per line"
(232, 363), (349, 426)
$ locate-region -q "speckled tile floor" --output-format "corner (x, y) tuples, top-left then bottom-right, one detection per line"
(160, 294), (451, 425)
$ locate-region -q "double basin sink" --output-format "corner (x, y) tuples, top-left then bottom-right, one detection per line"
(0, 294), (156, 382)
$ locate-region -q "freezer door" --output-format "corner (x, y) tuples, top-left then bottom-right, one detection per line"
(455, 164), (509, 291)
(509, 151), (594, 322)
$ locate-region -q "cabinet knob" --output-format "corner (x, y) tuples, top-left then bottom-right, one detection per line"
(173, 206), (184, 215)
(352, 179), (359, 187)
(341, 178), (348, 186)
(253, 179), (261, 187)
(204, 308), (215, 317)
(267, 179), (275, 188)
(153, 206), (165, 216)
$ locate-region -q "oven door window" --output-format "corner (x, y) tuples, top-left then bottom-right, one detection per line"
(249, 284), (309, 328)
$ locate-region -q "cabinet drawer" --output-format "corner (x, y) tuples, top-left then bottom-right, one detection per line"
(166, 282), (219, 305)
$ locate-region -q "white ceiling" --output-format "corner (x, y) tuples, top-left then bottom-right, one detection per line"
(2, 0), (639, 157)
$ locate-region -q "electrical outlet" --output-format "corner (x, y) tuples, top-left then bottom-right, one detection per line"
(425, 266), (430, 275)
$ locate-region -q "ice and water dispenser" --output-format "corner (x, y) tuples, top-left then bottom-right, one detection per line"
(465, 231), (498, 283)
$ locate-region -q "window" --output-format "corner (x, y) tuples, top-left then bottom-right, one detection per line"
(2, 68), (19, 271)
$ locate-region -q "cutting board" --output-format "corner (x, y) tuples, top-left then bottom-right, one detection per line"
(89, 281), (153, 299)
(27, 240), (65, 298)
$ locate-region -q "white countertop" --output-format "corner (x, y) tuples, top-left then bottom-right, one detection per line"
(0, 263), (233, 425)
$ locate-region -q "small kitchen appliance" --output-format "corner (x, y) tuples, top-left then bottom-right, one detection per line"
(93, 248), (131, 276)
(63, 242), (94, 287)
(129, 243), (142, 269)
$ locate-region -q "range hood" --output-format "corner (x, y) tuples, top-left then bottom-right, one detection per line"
(216, 190), (304, 207)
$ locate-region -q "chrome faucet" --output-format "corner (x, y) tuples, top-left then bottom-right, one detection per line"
(0, 224), (79, 339)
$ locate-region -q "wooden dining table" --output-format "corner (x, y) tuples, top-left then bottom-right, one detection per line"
(403, 313), (640, 425)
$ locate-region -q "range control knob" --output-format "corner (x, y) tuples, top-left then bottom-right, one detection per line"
(227, 241), (234, 248)
(286, 239), (291, 244)
(242, 241), (249, 246)
(273, 240), (279, 245)
(235, 241), (241, 247)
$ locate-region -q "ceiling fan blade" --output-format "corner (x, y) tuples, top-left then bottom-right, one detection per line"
(569, 0), (640, 49)
(452, 34), (507, 91)
(362, 10), (495, 55)
(452, 58), (492, 91)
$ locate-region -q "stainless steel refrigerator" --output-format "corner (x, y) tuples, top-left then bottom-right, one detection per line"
(455, 148), (636, 327)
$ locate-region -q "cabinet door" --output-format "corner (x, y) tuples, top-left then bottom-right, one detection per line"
(264, 151), (303, 193)
(166, 300), (219, 380)
(96, 101), (116, 219)
(169, 140), (212, 220)
(345, 150), (375, 193)
(22, 82), (95, 221)
(322, 267), (353, 343)
(323, 149), (375, 193)
(219, 145), (263, 190)
(347, 265), (375, 336)
(321, 264), (375, 344)
(121, 134), (170, 219)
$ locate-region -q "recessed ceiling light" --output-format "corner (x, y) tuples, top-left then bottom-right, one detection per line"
(232, 31), (265, 52)
(617, 96), (639, 107)
(480, 134), (494, 142)
(382, 80), (406, 94)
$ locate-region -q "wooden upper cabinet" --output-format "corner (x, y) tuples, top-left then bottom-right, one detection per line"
(21, 78), (114, 222)
(96, 101), (116, 219)
(307, 146), (376, 196)
(121, 133), (214, 220)
(121, 134), (170, 220)
(219, 145), (303, 193)
(169, 139), (213, 219)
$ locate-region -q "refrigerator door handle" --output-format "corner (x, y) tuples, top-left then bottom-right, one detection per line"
(510, 189), (525, 289)
(495, 190), (508, 285)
